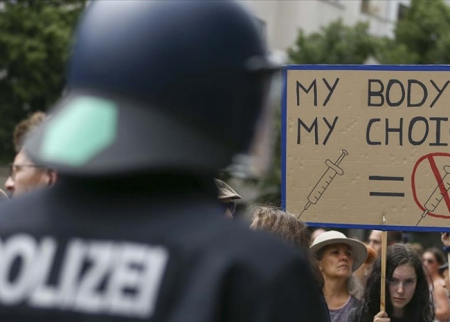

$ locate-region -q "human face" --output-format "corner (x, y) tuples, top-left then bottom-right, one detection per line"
(422, 251), (439, 276)
(5, 150), (51, 197)
(368, 230), (382, 254)
(388, 264), (417, 318)
(319, 243), (354, 279)
(219, 197), (236, 219)
(443, 269), (450, 291)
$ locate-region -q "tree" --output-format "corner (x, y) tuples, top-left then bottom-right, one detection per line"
(259, 0), (450, 206)
(288, 19), (377, 65)
(376, 0), (450, 64)
(0, 0), (86, 162)
(254, 20), (378, 206)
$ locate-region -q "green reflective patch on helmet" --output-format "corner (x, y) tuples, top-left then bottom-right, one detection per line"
(41, 96), (118, 166)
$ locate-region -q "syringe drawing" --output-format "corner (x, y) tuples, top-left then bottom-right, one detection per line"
(298, 149), (348, 218)
(416, 165), (450, 226)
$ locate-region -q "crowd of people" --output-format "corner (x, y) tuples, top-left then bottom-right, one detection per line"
(251, 208), (450, 322)
(0, 1), (449, 321)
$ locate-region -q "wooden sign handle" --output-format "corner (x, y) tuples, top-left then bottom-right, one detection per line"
(380, 230), (387, 312)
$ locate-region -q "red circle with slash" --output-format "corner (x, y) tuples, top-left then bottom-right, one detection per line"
(412, 152), (450, 219)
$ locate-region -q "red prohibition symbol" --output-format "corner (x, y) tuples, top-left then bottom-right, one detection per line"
(411, 152), (450, 219)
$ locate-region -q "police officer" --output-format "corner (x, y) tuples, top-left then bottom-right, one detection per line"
(0, 1), (329, 321)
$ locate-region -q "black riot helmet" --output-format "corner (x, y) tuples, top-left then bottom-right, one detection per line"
(25, 1), (280, 177)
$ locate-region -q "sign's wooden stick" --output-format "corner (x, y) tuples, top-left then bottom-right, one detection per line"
(380, 229), (387, 312)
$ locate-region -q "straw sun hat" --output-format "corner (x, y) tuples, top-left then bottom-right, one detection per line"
(311, 230), (368, 272)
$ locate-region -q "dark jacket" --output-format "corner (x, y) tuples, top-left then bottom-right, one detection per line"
(0, 177), (329, 321)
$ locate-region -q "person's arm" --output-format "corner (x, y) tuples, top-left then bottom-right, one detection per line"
(434, 282), (450, 321)
(442, 232), (450, 275)
(439, 232), (450, 322)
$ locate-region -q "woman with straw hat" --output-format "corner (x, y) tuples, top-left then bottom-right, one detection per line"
(311, 230), (368, 322)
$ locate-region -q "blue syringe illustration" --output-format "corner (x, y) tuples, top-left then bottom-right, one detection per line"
(416, 165), (450, 226)
(298, 149), (348, 218)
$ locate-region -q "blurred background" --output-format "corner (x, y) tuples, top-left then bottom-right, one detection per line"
(0, 0), (449, 246)
(231, 0), (450, 247)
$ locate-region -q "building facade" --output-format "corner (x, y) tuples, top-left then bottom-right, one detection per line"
(238, 0), (410, 60)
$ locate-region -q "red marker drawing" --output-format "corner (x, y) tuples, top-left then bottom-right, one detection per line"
(416, 165), (450, 226)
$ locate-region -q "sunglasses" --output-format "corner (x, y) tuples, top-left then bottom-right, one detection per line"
(218, 201), (236, 215)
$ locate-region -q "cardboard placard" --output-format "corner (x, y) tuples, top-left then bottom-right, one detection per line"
(282, 65), (450, 231)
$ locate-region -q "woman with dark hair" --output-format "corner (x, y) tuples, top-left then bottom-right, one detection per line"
(422, 247), (450, 322)
(347, 244), (434, 322)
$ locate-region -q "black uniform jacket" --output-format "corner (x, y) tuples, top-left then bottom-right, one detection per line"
(0, 178), (329, 321)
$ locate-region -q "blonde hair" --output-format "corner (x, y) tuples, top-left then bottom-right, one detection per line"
(13, 111), (46, 152)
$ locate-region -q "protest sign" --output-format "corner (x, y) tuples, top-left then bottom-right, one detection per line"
(282, 65), (450, 231)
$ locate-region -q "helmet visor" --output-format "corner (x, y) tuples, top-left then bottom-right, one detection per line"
(226, 68), (281, 179)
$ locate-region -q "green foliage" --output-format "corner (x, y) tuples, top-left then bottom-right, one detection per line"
(0, 0), (85, 162)
(381, 0), (450, 64)
(373, 0), (450, 64)
(288, 19), (377, 64)
(262, 0), (450, 206)
(373, 38), (418, 64)
(257, 20), (378, 207)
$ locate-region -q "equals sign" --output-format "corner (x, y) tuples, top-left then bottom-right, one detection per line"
(369, 176), (405, 197)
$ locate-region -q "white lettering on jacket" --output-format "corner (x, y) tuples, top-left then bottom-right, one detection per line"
(0, 235), (169, 319)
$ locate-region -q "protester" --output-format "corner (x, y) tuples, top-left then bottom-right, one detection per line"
(4, 111), (57, 197)
(0, 1), (328, 321)
(438, 262), (449, 293)
(12, 112), (47, 152)
(441, 232), (450, 292)
(214, 179), (241, 218)
(311, 230), (367, 322)
(250, 207), (331, 321)
(422, 247), (450, 322)
(353, 244), (377, 288)
(347, 244), (434, 322)
(311, 228), (327, 245)
(250, 207), (324, 285)
(368, 230), (403, 254)
(410, 242), (424, 256)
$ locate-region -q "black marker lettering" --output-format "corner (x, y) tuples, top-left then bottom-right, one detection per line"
(386, 118), (403, 146)
(386, 80), (405, 107)
(297, 118), (318, 145)
(408, 117), (429, 145)
(366, 118), (381, 145)
(322, 117), (338, 145)
(322, 78), (340, 106)
(407, 80), (428, 107)
(430, 80), (450, 108)
(368, 79), (384, 107)
(296, 80), (317, 106)
(430, 117), (448, 146)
